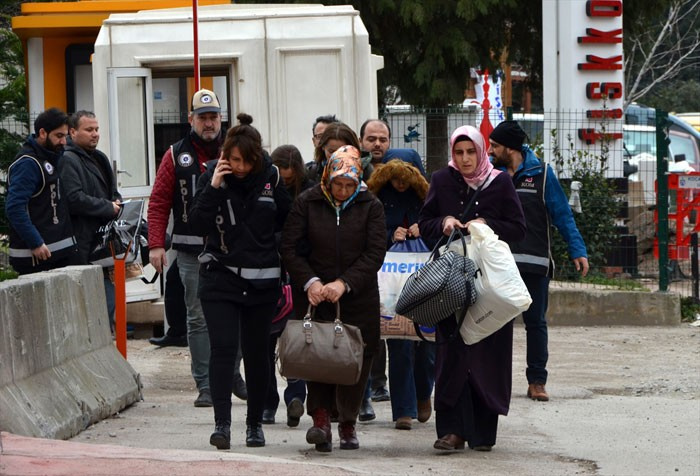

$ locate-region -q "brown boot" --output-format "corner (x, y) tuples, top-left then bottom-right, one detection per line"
(306, 408), (332, 452)
(338, 421), (359, 450)
(417, 399), (432, 423)
(527, 383), (549, 402)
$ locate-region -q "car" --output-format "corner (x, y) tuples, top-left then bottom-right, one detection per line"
(623, 105), (700, 172)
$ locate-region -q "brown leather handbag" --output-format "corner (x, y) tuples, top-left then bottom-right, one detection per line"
(278, 303), (364, 385)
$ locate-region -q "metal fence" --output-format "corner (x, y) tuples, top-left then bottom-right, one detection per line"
(383, 107), (694, 300)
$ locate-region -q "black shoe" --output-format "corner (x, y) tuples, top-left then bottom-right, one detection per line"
(246, 423), (265, 447)
(233, 375), (248, 401)
(286, 398), (304, 427)
(262, 409), (276, 424)
(194, 389), (213, 407)
(149, 334), (188, 347)
(371, 386), (390, 402)
(358, 399), (375, 422)
(210, 420), (231, 450)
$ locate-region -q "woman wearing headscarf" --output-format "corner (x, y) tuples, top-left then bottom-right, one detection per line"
(418, 125), (526, 452)
(281, 145), (386, 452)
(188, 113), (291, 450)
(366, 159), (436, 430)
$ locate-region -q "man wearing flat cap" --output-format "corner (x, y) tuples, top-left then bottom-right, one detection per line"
(489, 120), (589, 403)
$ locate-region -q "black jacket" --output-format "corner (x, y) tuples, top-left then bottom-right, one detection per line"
(189, 154), (291, 304)
(58, 143), (122, 264)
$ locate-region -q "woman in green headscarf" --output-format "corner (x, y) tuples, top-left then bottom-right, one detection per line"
(281, 145), (387, 452)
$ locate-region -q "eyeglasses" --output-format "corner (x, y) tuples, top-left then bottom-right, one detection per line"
(313, 133), (323, 140)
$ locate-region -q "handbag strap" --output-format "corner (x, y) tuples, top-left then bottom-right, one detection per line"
(303, 302), (347, 348)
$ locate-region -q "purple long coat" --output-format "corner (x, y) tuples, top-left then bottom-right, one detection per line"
(419, 166), (526, 416)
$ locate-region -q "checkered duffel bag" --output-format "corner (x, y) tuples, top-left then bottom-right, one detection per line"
(395, 245), (478, 327)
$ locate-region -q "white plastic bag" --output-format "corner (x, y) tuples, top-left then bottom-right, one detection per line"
(378, 239), (431, 318)
(459, 222), (532, 345)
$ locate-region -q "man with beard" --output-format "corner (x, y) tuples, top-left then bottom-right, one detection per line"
(359, 119), (425, 176)
(6, 108), (78, 275)
(59, 110), (122, 331)
(147, 89), (245, 407)
(488, 120), (589, 403)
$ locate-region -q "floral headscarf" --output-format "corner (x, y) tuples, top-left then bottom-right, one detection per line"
(448, 125), (500, 189)
(320, 145), (365, 213)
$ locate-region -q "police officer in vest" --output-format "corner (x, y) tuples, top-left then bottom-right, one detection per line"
(148, 89), (230, 407)
(488, 120), (589, 403)
(6, 108), (78, 275)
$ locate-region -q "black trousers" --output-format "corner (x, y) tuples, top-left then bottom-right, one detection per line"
(435, 379), (499, 448)
(201, 299), (275, 425)
(163, 259), (187, 337)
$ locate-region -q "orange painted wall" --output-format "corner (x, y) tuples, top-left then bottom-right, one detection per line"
(41, 36), (93, 111)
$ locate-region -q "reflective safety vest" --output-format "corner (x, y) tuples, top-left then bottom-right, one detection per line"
(198, 162), (282, 289)
(8, 155), (77, 269)
(170, 137), (205, 253)
(510, 163), (552, 276)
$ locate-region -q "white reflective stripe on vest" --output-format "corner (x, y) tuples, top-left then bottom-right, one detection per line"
(9, 236), (76, 258)
(512, 253), (550, 267)
(171, 234), (205, 245)
(224, 265), (281, 280)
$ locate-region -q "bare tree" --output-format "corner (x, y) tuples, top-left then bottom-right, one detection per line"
(624, 0), (700, 108)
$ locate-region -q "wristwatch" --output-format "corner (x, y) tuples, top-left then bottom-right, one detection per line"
(341, 279), (351, 294)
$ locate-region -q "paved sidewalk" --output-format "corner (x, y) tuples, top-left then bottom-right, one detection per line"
(2, 324), (699, 476)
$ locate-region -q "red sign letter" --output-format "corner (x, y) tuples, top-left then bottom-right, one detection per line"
(578, 28), (623, 44)
(578, 129), (623, 145)
(586, 82), (623, 99)
(578, 55), (623, 70)
(586, 109), (624, 119)
(586, 0), (623, 17)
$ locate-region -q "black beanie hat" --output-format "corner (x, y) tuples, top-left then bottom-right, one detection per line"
(490, 120), (527, 150)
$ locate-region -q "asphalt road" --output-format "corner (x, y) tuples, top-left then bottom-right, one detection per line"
(52, 324), (700, 475)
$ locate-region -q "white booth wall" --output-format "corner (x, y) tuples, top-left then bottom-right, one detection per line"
(92, 4), (383, 198)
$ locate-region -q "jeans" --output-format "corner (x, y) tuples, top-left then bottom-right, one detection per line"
(177, 251), (210, 391)
(265, 332), (306, 412)
(370, 340), (388, 389)
(201, 299), (275, 425)
(387, 340), (436, 421)
(521, 272), (550, 385)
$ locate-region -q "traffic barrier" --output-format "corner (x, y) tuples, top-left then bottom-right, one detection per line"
(0, 266), (140, 439)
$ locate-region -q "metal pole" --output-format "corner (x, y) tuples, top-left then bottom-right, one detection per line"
(656, 110), (670, 292)
(692, 233), (698, 301)
(193, 0), (200, 90)
(114, 257), (127, 359)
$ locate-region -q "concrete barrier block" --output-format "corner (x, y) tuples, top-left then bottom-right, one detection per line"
(549, 288), (681, 326)
(0, 266), (140, 439)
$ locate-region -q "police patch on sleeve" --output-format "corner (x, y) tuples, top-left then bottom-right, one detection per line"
(44, 161), (55, 175)
(178, 153), (194, 167)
